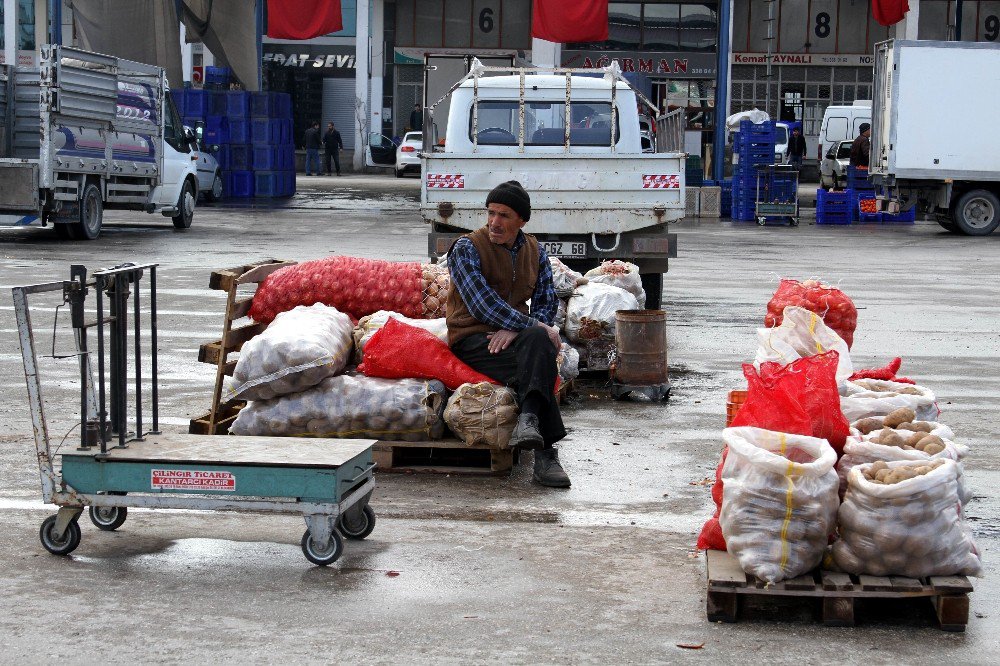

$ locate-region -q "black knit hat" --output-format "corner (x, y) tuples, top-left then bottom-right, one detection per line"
(859, 122), (871, 134)
(485, 180), (531, 222)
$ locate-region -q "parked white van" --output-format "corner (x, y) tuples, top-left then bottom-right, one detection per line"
(818, 101), (871, 163)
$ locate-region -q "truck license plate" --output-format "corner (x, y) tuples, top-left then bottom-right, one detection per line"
(541, 241), (586, 258)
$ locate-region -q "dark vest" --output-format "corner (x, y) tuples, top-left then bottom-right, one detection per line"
(447, 226), (539, 346)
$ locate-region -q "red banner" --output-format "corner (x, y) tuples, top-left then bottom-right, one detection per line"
(531, 0), (609, 43)
(267, 0), (344, 40)
(872, 0), (909, 26)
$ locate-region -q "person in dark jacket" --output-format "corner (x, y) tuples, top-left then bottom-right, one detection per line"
(409, 104), (423, 132)
(303, 121), (321, 175)
(323, 122), (344, 176)
(849, 122), (871, 168)
(788, 126), (807, 170)
(446, 181), (570, 488)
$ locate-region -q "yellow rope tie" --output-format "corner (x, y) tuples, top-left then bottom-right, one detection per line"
(809, 312), (825, 354)
(777, 433), (798, 573)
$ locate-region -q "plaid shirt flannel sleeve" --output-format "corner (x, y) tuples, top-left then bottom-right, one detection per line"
(449, 238), (537, 331)
(530, 245), (558, 326)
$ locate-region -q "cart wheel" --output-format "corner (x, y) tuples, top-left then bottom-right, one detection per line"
(338, 505), (376, 540)
(39, 515), (82, 556)
(790, 217), (800, 227)
(757, 216), (767, 226)
(89, 505), (127, 531)
(301, 528), (344, 566)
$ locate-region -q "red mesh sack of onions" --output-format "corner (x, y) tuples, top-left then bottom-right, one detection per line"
(764, 278), (858, 349)
(249, 257), (424, 324)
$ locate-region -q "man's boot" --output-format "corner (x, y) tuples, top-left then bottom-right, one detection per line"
(533, 448), (571, 488)
(509, 413), (544, 450)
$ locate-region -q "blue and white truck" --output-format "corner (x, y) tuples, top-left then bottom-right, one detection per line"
(0, 46), (198, 239)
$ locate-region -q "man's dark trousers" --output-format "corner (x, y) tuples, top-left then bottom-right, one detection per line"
(325, 149), (341, 175)
(451, 327), (566, 446)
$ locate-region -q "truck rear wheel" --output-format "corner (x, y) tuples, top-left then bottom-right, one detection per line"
(72, 183), (103, 240)
(640, 273), (663, 310)
(953, 189), (1000, 236)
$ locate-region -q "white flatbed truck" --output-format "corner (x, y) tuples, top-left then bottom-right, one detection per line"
(420, 60), (683, 308)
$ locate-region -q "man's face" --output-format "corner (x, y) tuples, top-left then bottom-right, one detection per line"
(486, 203), (525, 247)
(328, 123), (334, 130)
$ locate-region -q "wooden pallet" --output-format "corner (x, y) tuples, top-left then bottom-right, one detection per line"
(705, 549), (973, 631)
(373, 438), (516, 475)
(188, 259), (297, 435)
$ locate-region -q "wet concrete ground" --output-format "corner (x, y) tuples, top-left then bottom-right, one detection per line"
(0, 174), (998, 663)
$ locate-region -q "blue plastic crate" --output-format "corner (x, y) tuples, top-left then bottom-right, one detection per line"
(225, 91), (250, 118)
(229, 144), (252, 171)
(279, 119), (293, 144)
(278, 171), (296, 197)
(817, 211), (852, 225)
(882, 207), (916, 224)
(252, 145), (279, 170)
(847, 165), (874, 189)
(251, 118), (270, 144)
(221, 170), (232, 198)
(204, 116), (229, 144)
(274, 93), (293, 119)
(170, 89), (185, 115)
(254, 171), (278, 198)
(230, 170), (254, 197)
(183, 89), (209, 118)
(229, 119), (249, 144)
(250, 92), (275, 118)
(281, 145), (296, 170)
(208, 91), (227, 117)
(205, 66), (231, 86)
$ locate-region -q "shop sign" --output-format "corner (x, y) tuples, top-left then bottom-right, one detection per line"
(263, 44), (356, 77)
(732, 53), (875, 67)
(562, 51), (717, 78)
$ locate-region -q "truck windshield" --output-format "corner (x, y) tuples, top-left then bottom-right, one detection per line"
(470, 101), (620, 146)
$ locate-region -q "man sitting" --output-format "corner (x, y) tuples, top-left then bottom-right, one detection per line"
(446, 181), (571, 488)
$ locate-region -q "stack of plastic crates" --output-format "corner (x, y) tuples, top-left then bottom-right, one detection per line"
(719, 180), (733, 218)
(847, 166), (879, 222)
(731, 120), (776, 221)
(816, 189), (851, 225)
(172, 87), (294, 199)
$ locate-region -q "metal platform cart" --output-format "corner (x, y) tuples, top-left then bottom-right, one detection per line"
(754, 164), (800, 226)
(13, 264), (377, 566)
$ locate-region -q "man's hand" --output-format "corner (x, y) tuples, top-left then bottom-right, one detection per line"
(538, 322), (561, 350)
(487, 329), (518, 354)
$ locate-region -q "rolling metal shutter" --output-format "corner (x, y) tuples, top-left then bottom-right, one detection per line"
(322, 78), (357, 150)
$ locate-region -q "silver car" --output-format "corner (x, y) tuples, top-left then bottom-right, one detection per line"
(820, 140), (854, 189)
(186, 125), (224, 201)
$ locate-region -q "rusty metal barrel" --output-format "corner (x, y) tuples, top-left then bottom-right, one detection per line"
(614, 310), (668, 385)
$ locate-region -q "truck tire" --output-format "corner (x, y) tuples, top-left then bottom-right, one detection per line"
(72, 183), (104, 240)
(935, 215), (959, 233)
(640, 273), (663, 310)
(952, 189), (1000, 236)
(172, 179), (196, 229)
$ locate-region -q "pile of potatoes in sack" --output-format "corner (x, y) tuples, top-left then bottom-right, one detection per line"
(698, 278), (981, 584)
(226, 255), (582, 447)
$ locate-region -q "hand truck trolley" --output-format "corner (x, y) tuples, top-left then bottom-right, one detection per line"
(754, 164), (800, 226)
(13, 263), (377, 566)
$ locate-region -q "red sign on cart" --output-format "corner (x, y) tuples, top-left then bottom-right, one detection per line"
(151, 469), (236, 492)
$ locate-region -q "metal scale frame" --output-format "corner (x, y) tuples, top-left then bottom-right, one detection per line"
(13, 263), (377, 566)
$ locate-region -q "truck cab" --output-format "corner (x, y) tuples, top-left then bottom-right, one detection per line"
(420, 61), (683, 307)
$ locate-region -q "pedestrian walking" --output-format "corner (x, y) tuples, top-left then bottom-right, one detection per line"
(849, 122), (871, 169)
(409, 104), (423, 132)
(303, 121), (321, 175)
(788, 126), (807, 171)
(323, 122), (344, 176)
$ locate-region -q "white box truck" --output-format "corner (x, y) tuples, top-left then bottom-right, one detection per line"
(871, 39), (1000, 236)
(0, 46), (198, 239)
(420, 60), (683, 308)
